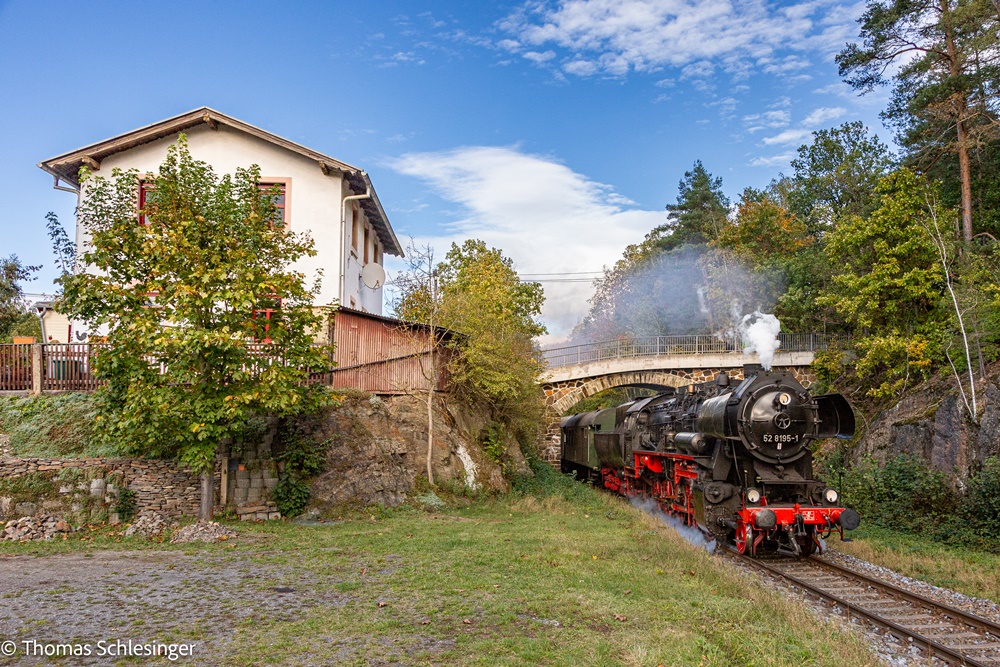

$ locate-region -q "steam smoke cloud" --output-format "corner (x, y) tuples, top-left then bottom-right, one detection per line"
(739, 311), (782, 370)
(566, 246), (781, 347)
(631, 497), (717, 555)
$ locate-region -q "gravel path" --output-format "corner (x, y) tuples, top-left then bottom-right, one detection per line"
(0, 549), (352, 666)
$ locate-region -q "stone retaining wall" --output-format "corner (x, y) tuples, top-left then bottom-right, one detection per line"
(0, 457), (221, 519)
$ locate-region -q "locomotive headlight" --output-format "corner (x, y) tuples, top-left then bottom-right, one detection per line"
(824, 488), (839, 504)
(778, 392), (791, 406)
(746, 488), (762, 504)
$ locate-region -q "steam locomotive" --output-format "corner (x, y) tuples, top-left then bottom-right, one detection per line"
(561, 366), (859, 556)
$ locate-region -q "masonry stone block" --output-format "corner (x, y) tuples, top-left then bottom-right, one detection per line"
(14, 502), (37, 517)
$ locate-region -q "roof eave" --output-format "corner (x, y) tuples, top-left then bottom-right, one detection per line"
(37, 107), (404, 256)
(37, 107), (362, 188)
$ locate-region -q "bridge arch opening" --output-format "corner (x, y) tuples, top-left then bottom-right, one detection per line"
(544, 371), (699, 417)
(539, 371), (697, 462)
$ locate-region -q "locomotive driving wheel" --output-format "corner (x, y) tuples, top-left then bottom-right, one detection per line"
(735, 522), (752, 555)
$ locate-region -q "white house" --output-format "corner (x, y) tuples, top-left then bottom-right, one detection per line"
(38, 107), (402, 341)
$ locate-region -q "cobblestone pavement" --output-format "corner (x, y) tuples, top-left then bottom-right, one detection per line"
(0, 548), (351, 666)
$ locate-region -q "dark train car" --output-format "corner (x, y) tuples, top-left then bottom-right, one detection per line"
(560, 407), (617, 482)
(561, 366), (859, 556)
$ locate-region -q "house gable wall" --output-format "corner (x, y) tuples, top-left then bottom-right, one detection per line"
(75, 123), (383, 312)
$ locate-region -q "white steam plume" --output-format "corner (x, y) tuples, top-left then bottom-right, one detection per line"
(739, 311), (782, 370)
(630, 497), (717, 555)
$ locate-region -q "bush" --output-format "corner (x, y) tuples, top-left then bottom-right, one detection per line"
(115, 487), (137, 523)
(510, 454), (599, 509)
(481, 421), (505, 464)
(841, 455), (958, 533)
(835, 453), (1000, 551)
(964, 458), (1000, 536)
(273, 476), (311, 518)
(271, 419), (327, 517)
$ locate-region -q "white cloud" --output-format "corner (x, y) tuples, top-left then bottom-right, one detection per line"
(750, 103), (849, 165)
(523, 50), (557, 63)
(750, 153), (795, 167)
(681, 60), (714, 79)
(743, 109), (791, 132)
(386, 146), (664, 336)
(564, 58), (599, 75)
(759, 55), (812, 75)
(762, 128), (813, 146)
(802, 106), (846, 126)
(499, 0), (862, 78)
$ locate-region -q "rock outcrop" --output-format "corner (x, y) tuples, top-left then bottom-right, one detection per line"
(850, 376), (1000, 478)
(292, 393), (528, 509)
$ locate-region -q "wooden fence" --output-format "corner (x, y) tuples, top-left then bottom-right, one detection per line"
(42, 344), (103, 391)
(0, 341), (441, 395)
(0, 344), (33, 391)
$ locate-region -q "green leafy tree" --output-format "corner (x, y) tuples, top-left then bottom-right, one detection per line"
(45, 212), (76, 279)
(818, 169), (946, 397)
(788, 121), (894, 233)
(773, 245), (843, 333)
(59, 139), (331, 519)
(395, 239), (547, 450)
(837, 0), (1000, 241)
(714, 187), (812, 269)
(0, 255), (39, 342)
(662, 160), (730, 249)
(438, 241), (546, 445)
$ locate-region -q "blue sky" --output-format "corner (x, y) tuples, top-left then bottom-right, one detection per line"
(0, 0), (889, 340)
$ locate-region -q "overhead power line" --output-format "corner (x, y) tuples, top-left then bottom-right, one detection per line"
(518, 271), (605, 276)
(517, 270), (605, 284)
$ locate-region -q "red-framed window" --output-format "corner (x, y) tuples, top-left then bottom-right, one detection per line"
(139, 180), (154, 225)
(259, 182), (288, 227)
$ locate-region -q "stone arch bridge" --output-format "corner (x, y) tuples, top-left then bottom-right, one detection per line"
(538, 334), (838, 462)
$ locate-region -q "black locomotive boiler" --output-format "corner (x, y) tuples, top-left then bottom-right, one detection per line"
(561, 366), (860, 556)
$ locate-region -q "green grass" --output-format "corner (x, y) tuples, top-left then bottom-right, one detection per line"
(0, 481), (880, 667)
(829, 525), (1000, 604)
(0, 393), (120, 458)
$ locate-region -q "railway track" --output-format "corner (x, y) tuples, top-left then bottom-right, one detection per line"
(733, 551), (1000, 666)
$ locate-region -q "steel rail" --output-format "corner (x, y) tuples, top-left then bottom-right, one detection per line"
(731, 549), (1000, 666)
(806, 556), (1000, 640)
